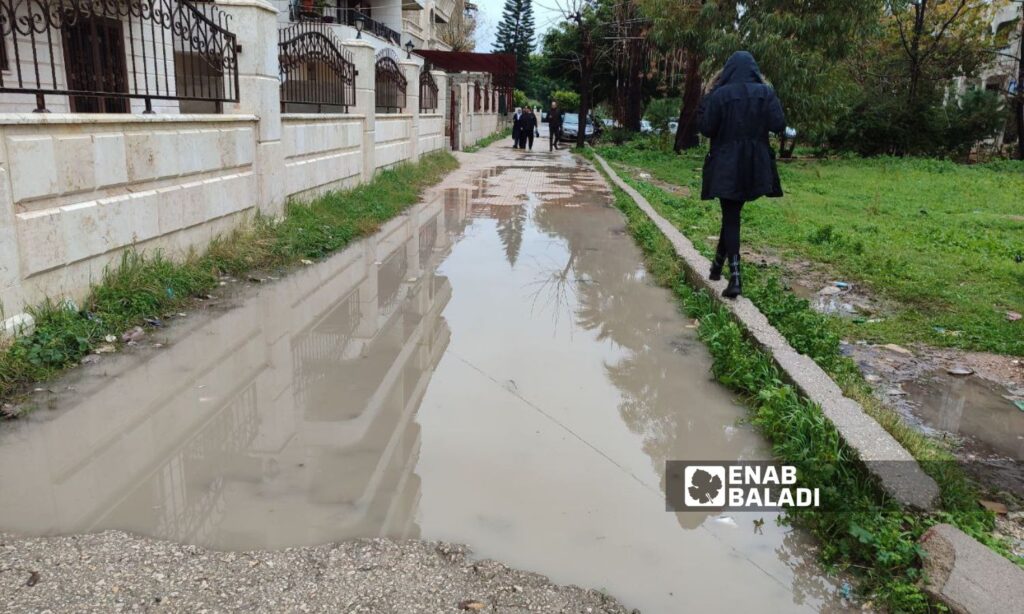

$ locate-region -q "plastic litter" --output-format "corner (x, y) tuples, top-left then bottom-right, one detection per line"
(713, 515), (738, 528)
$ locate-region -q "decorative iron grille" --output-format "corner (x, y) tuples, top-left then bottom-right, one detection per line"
(473, 80), (480, 112)
(279, 21), (356, 113)
(375, 48), (406, 113)
(0, 0), (239, 113)
(419, 67), (437, 112)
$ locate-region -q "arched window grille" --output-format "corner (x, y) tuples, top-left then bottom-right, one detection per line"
(375, 49), (407, 113)
(0, 0), (239, 113)
(279, 22), (356, 113)
(419, 67), (438, 112)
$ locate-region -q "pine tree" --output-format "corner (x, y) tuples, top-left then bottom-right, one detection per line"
(492, 0), (535, 88)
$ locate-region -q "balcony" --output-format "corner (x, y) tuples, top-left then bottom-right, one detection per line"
(435, 0), (456, 21)
(289, 2), (402, 46)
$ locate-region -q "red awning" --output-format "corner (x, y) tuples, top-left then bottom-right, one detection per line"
(414, 51), (516, 87)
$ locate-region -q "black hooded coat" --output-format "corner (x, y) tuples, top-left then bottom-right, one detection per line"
(698, 51), (786, 202)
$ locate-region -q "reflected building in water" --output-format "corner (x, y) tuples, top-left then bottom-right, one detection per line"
(0, 198), (458, 550)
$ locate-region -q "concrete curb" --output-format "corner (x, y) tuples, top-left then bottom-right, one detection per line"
(591, 152), (941, 511)
(920, 524), (1024, 614)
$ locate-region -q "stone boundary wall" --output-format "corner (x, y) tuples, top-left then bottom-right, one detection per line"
(0, 0), (497, 324)
(282, 114), (365, 201)
(0, 115), (259, 316)
(591, 153), (941, 511)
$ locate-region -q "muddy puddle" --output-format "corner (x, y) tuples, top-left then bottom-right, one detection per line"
(0, 153), (850, 612)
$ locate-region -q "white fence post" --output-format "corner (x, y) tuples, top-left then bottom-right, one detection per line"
(347, 41), (377, 183)
(400, 60), (419, 161)
(218, 0), (286, 218)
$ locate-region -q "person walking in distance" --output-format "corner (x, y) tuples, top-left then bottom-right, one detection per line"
(519, 107), (538, 150)
(699, 51), (785, 298)
(511, 107), (523, 149)
(548, 101), (563, 151)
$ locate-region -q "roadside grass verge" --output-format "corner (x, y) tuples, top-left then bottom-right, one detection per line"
(580, 148), (1020, 612)
(593, 138), (1024, 356)
(0, 152), (458, 410)
(463, 128), (512, 153)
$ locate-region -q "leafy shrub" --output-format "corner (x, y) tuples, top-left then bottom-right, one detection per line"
(643, 97), (680, 134)
(551, 90), (580, 111)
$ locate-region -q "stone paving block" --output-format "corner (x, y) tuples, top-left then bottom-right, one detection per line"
(920, 524), (1024, 614)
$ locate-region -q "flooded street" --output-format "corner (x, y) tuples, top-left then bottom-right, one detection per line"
(0, 146), (846, 612)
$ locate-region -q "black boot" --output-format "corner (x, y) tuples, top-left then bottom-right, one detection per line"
(709, 248), (726, 281)
(722, 255), (742, 298)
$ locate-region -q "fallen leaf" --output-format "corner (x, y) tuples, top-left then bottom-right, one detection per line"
(300, 259), (314, 265)
(979, 500), (1008, 514)
(458, 600), (486, 610)
(1007, 311), (1022, 322)
(26, 571), (39, 587)
(94, 344), (116, 354)
(104, 334), (117, 343)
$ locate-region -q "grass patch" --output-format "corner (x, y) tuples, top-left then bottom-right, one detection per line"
(593, 138), (1024, 356)
(0, 152), (458, 410)
(463, 128), (512, 153)
(580, 147), (1021, 612)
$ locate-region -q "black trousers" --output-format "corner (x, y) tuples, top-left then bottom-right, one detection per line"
(518, 133), (534, 149)
(550, 127), (561, 150)
(717, 199), (745, 258)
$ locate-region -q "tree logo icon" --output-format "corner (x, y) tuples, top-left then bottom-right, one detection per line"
(683, 466), (726, 507)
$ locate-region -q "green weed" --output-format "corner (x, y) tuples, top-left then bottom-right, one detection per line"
(463, 128), (513, 153)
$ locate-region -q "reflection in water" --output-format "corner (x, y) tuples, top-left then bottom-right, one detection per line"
(0, 156), (849, 613)
(0, 200), (452, 550)
(904, 372), (1024, 461)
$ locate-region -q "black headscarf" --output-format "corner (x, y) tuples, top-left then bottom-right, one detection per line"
(716, 51), (765, 89)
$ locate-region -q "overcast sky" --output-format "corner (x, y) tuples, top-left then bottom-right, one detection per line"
(472, 0), (565, 52)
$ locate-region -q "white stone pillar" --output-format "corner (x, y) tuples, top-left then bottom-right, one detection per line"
(347, 40), (377, 183)
(432, 70), (449, 153)
(218, 0), (286, 218)
(400, 60), (420, 161)
(0, 139), (27, 329)
(459, 80), (469, 147)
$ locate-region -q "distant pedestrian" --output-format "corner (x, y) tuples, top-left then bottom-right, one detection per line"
(548, 101), (563, 151)
(511, 107), (523, 148)
(519, 108), (538, 150)
(698, 51), (785, 299)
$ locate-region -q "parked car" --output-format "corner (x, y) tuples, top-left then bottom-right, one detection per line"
(562, 113), (596, 141)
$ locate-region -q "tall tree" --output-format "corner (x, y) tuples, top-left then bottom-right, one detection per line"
(493, 0), (536, 88)
(639, 0), (734, 151)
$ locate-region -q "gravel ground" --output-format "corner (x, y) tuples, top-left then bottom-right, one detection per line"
(0, 531), (631, 613)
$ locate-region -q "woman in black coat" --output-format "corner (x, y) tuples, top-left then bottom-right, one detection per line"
(698, 51), (786, 298)
(511, 108), (523, 149)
